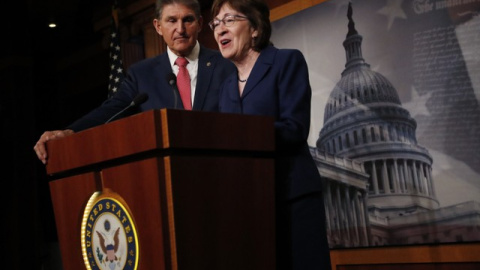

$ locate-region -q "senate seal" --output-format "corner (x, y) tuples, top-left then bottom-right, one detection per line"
(81, 190), (139, 270)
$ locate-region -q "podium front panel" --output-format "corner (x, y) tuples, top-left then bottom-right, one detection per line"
(169, 155), (276, 270)
(49, 172), (100, 270)
(101, 157), (168, 270)
(47, 110), (276, 270)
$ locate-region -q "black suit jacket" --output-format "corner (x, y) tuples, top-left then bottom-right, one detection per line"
(68, 46), (236, 131)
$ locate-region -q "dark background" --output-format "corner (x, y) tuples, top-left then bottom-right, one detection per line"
(3, 1), (110, 268)
(1, 0), (287, 269)
(2, 0), (182, 268)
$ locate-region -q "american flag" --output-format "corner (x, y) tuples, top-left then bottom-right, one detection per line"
(108, 0), (125, 98)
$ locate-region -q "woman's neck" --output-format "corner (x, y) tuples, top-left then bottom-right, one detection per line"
(234, 50), (260, 81)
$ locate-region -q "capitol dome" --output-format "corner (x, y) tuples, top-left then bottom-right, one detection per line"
(324, 67), (402, 122)
(315, 3), (438, 222)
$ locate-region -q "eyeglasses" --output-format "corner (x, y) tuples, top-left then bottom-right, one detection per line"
(208, 15), (248, 30)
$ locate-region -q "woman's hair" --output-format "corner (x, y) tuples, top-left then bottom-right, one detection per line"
(155, 0), (202, 20)
(211, 0), (272, 51)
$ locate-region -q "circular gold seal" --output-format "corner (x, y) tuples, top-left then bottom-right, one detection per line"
(81, 189), (139, 270)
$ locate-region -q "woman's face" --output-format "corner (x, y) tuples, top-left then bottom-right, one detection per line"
(213, 4), (258, 61)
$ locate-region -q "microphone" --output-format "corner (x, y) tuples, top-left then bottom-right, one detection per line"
(166, 73), (179, 109)
(105, 93), (149, 124)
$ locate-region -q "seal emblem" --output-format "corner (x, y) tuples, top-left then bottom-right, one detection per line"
(81, 190), (139, 270)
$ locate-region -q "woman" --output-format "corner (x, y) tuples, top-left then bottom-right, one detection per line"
(210, 0), (332, 269)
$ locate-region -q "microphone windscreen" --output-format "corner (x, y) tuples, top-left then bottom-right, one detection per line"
(132, 93), (149, 106)
(166, 73), (176, 86)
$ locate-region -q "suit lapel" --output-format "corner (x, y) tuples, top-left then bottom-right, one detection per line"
(155, 53), (182, 109)
(153, 53), (174, 79)
(224, 75), (243, 113)
(241, 46), (276, 98)
(226, 75), (240, 101)
(193, 46), (214, 110)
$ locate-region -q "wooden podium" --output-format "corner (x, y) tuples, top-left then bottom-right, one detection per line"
(46, 109), (276, 270)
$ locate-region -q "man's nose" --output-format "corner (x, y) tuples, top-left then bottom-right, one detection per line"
(175, 21), (186, 32)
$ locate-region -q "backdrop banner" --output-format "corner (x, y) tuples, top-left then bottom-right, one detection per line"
(272, 0), (480, 248)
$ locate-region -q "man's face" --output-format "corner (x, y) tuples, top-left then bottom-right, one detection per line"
(153, 3), (203, 56)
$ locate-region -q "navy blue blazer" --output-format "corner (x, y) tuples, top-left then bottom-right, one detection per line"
(68, 46), (236, 131)
(219, 46), (322, 200)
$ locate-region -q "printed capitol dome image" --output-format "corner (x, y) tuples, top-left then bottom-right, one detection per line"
(272, 0), (480, 248)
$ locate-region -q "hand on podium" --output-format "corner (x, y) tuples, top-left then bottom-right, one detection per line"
(34, 129), (74, 164)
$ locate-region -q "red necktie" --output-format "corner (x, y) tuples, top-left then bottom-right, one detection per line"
(175, 57), (192, 110)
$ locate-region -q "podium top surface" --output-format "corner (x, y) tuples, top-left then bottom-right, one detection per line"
(46, 109), (275, 175)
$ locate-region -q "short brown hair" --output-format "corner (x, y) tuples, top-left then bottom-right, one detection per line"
(211, 0), (271, 51)
(155, 0), (202, 20)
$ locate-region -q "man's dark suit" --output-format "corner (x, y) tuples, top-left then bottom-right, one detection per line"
(68, 46), (235, 132)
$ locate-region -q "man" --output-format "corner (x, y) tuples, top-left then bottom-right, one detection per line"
(33, 0), (236, 164)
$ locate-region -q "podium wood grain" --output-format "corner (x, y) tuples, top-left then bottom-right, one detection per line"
(47, 109), (275, 270)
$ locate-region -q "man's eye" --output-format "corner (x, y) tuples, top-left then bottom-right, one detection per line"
(184, 16), (196, 23)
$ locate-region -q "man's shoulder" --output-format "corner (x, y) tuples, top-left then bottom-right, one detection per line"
(126, 54), (169, 74)
(133, 54), (165, 67)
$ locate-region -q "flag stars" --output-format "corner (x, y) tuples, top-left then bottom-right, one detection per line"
(108, 2), (125, 98)
(377, 0), (407, 30)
